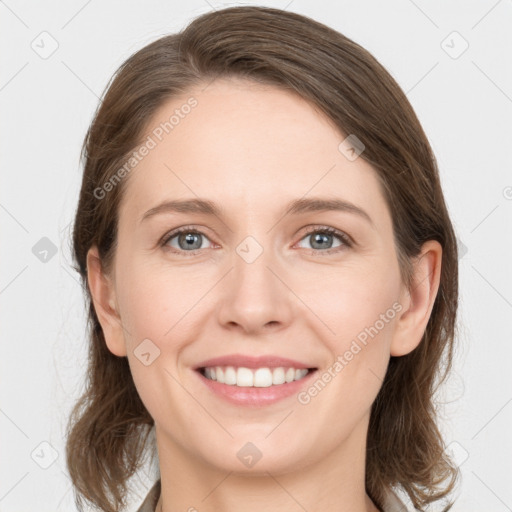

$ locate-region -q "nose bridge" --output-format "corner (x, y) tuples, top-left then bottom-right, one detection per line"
(231, 210), (278, 282)
(216, 229), (293, 332)
(232, 231), (280, 300)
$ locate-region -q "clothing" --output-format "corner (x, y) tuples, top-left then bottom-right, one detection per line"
(381, 488), (409, 511)
(135, 479), (409, 512)
(136, 479), (160, 512)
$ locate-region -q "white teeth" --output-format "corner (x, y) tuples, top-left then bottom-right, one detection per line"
(224, 366), (237, 385)
(237, 367), (254, 387)
(202, 366), (310, 387)
(272, 367), (285, 385)
(254, 368), (272, 387)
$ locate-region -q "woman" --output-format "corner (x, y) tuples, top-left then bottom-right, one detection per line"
(66, 6), (459, 512)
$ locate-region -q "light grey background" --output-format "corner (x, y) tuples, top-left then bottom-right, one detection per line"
(1, 1), (511, 511)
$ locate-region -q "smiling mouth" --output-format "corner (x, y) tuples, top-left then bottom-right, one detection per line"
(198, 366), (317, 388)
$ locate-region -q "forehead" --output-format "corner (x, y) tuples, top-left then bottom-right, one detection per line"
(119, 78), (388, 225)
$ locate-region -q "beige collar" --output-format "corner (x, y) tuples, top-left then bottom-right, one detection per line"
(135, 479), (409, 512)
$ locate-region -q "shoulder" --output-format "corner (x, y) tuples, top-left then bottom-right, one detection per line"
(135, 479), (161, 512)
(381, 487), (410, 512)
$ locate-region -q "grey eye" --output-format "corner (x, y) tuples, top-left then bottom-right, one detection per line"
(167, 231), (210, 251)
(297, 230), (344, 251)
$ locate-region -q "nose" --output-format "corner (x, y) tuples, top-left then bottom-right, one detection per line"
(216, 237), (295, 336)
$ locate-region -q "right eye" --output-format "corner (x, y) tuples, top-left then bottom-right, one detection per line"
(161, 227), (214, 255)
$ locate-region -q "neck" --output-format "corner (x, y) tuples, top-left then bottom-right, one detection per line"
(153, 416), (379, 512)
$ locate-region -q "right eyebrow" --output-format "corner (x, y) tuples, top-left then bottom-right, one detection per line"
(140, 198), (222, 224)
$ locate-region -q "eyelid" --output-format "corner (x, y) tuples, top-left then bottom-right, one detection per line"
(159, 224), (353, 255)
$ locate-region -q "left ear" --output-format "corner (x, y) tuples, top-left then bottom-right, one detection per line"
(391, 240), (443, 357)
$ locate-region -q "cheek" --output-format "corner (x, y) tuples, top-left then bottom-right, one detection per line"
(298, 258), (402, 345)
(114, 259), (213, 403)
(296, 258), (401, 408)
(116, 264), (199, 417)
(297, 274), (400, 425)
(115, 257), (199, 344)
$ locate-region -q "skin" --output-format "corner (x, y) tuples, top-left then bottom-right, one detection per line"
(87, 77), (442, 512)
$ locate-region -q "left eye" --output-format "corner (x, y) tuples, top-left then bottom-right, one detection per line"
(296, 228), (349, 251)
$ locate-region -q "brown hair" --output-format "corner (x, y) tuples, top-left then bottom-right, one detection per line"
(66, 6), (459, 511)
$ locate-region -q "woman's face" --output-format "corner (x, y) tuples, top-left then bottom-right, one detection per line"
(92, 78), (421, 475)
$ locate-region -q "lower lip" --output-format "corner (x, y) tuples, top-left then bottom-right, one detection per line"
(195, 369), (318, 406)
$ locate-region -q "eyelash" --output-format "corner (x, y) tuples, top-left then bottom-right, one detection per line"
(159, 225), (353, 257)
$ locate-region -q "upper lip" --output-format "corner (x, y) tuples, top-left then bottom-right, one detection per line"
(194, 354), (316, 370)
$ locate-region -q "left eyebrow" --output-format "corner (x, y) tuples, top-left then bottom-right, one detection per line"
(284, 197), (374, 227)
(139, 196), (374, 227)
